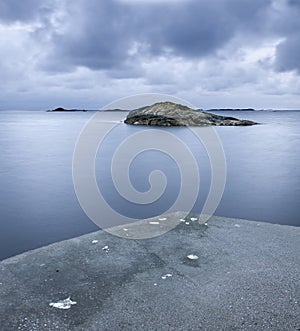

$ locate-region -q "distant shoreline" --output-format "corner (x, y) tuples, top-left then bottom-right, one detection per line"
(205, 108), (255, 111)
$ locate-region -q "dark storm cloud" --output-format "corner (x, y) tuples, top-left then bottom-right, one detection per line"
(144, 0), (272, 57)
(38, 0), (273, 73)
(0, 0), (48, 22)
(274, 0), (300, 73)
(276, 35), (300, 73)
(47, 1), (133, 70)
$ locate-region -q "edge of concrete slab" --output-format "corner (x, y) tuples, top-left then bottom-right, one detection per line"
(0, 214), (299, 331)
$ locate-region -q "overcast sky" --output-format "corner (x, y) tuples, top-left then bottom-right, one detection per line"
(0, 0), (300, 110)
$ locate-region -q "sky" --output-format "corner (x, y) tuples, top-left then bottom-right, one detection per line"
(0, 0), (300, 110)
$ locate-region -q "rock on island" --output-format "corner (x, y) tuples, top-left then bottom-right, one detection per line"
(124, 102), (257, 126)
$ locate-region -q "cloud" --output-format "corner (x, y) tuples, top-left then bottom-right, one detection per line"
(276, 35), (300, 73)
(273, 0), (300, 73)
(0, 0), (300, 109)
(0, 0), (52, 23)
(37, 0), (274, 73)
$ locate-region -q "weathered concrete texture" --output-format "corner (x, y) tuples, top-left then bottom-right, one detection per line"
(124, 102), (257, 126)
(0, 215), (299, 331)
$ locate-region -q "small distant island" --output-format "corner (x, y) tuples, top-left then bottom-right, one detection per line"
(124, 102), (257, 126)
(47, 107), (87, 112)
(206, 108), (255, 111)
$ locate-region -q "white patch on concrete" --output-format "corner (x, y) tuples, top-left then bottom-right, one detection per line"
(49, 297), (77, 310)
(187, 254), (199, 260)
(161, 273), (172, 279)
(102, 245), (109, 252)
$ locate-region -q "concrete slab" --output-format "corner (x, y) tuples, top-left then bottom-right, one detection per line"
(0, 215), (299, 330)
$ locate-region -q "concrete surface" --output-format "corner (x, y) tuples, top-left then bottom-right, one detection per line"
(0, 214), (299, 331)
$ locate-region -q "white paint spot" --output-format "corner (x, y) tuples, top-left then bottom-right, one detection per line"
(234, 224), (241, 227)
(102, 245), (109, 252)
(161, 273), (172, 280)
(187, 254), (199, 260)
(49, 297), (77, 310)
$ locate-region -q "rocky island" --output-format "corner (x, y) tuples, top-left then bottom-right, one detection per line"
(124, 102), (257, 126)
(47, 107), (87, 112)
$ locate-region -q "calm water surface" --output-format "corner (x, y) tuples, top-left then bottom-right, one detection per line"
(0, 110), (299, 260)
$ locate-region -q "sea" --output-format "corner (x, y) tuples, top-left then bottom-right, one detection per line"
(0, 109), (299, 260)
